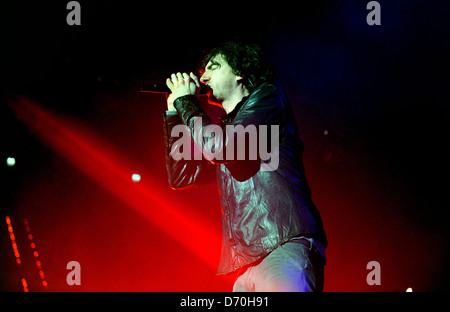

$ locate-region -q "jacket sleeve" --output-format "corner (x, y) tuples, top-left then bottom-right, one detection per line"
(163, 111), (216, 190)
(173, 84), (285, 172)
(230, 83), (286, 129)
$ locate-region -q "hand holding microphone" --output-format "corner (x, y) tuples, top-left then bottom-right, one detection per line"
(165, 72), (201, 111)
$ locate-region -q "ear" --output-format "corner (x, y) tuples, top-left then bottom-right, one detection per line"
(236, 75), (252, 90)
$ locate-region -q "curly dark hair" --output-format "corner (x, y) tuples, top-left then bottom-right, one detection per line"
(201, 41), (275, 91)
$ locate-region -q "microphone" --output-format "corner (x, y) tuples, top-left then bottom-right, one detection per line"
(140, 83), (209, 95)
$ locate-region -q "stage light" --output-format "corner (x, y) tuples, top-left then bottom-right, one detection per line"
(132, 173), (141, 182)
(9, 96), (221, 276)
(5, 216), (22, 266)
(6, 157), (16, 167)
(23, 218), (48, 289)
(21, 278), (29, 292)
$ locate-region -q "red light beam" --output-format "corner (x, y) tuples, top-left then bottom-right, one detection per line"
(9, 96), (221, 270)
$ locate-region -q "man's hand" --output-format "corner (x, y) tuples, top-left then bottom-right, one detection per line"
(166, 72), (200, 111)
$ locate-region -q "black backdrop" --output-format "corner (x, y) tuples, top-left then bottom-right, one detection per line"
(1, 1), (448, 291)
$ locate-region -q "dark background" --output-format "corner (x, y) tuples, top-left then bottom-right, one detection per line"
(0, 0), (448, 291)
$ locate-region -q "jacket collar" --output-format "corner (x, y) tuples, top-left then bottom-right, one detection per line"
(218, 95), (248, 125)
(217, 82), (276, 124)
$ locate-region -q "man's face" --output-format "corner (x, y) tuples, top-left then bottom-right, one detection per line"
(200, 54), (241, 104)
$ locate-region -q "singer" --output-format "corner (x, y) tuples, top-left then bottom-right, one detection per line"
(163, 41), (327, 292)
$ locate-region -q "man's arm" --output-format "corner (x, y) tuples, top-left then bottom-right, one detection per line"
(164, 111), (216, 190)
(173, 83), (283, 165)
(164, 72), (283, 183)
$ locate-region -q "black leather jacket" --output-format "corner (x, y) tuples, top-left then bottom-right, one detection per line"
(163, 83), (327, 274)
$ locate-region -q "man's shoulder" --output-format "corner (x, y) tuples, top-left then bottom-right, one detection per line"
(244, 82), (287, 109)
(250, 82), (279, 98)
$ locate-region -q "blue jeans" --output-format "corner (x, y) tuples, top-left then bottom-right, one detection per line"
(233, 240), (325, 292)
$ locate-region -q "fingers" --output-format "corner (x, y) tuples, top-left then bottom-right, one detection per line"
(177, 72), (185, 83)
(171, 73), (179, 86)
(166, 77), (174, 91)
(168, 72), (198, 84)
(166, 72), (199, 98)
(190, 72), (200, 88)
